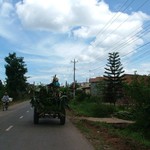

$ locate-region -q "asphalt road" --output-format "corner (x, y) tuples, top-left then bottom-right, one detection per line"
(0, 101), (94, 150)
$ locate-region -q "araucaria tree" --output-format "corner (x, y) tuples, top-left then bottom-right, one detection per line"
(5, 52), (28, 99)
(104, 52), (125, 105)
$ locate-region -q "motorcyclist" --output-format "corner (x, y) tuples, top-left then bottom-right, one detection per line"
(1, 92), (9, 111)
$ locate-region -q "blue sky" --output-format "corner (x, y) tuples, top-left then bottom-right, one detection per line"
(0, 0), (150, 85)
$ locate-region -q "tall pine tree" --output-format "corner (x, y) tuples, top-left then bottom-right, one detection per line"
(104, 52), (125, 105)
(5, 52), (28, 99)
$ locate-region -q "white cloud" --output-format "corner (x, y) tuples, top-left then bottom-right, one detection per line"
(53, 41), (86, 60)
(124, 62), (150, 76)
(0, 1), (14, 17)
(15, 0), (150, 61)
(27, 64), (72, 84)
(16, 0), (111, 32)
(27, 74), (50, 84)
(0, 2), (27, 43)
(77, 11), (149, 61)
(0, 2), (15, 40)
(1, 0), (150, 84)
(16, 0), (72, 32)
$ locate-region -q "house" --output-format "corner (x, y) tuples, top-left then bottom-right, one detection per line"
(89, 77), (104, 96)
(124, 73), (149, 85)
(77, 82), (90, 94)
(124, 74), (135, 84)
(89, 74), (150, 97)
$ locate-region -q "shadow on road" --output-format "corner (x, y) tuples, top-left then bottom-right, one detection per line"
(31, 118), (65, 127)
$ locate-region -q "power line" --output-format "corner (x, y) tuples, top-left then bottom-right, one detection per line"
(79, 25), (150, 73)
(79, 17), (150, 71)
(77, 0), (150, 71)
(67, 1), (150, 81)
(93, 0), (132, 39)
(123, 45), (150, 66)
(81, 41), (150, 76)
(91, 0), (149, 57)
(76, 0), (135, 63)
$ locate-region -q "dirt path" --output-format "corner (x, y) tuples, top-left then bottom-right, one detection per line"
(77, 116), (135, 124)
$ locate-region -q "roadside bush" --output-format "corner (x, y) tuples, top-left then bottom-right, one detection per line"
(70, 100), (95, 116)
(113, 110), (135, 120)
(91, 104), (116, 117)
(135, 105), (150, 138)
(75, 90), (89, 102)
(90, 96), (104, 104)
(70, 100), (116, 117)
(124, 75), (150, 138)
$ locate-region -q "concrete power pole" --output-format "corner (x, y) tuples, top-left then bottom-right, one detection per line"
(71, 59), (78, 99)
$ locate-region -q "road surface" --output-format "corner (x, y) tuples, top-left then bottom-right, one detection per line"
(0, 101), (94, 150)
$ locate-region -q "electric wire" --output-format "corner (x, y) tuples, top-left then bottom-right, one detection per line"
(92, 0), (149, 51)
(80, 21), (150, 72)
(93, 0), (132, 39)
(79, 41), (150, 79)
(77, 0), (150, 68)
(75, 0), (135, 62)
(68, 0), (150, 81)
(91, 41), (150, 71)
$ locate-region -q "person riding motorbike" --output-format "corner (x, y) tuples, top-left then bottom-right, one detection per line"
(1, 92), (9, 111)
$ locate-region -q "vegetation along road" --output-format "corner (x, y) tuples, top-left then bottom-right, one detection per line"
(0, 101), (94, 150)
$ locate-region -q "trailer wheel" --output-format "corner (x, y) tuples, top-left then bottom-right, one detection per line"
(60, 108), (66, 125)
(34, 108), (39, 124)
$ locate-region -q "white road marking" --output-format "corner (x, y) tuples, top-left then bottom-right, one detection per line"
(19, 116), (24, 119)
(26, 110), (29, 113)
(6, 125), (13, 131)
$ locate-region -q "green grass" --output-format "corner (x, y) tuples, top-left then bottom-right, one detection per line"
(70, 99), (150, 149)
(115, 127), (150, 147)
(70, 100), (116, 117)
(113, 110), (136, 120)
(74, 119), (150, 150)
(74, 120), (111, 150)
(70, 101), (96, 116)
(75, 119), (91, 134)
(70, 100), (150, 149)
(89, 121), (150, 149)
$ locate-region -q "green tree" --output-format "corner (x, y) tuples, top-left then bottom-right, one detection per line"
(5, 52), (28, 99)
(0, 80), (5, 99)
(125, 75), (150, 137)
(0, 80), (3, 90)
(104, 52), (125, 105)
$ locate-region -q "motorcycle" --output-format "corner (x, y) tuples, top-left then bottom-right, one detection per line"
(2, 101), (9, 111)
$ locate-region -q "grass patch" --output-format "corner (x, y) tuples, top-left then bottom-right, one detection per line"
(70, 100), (116, 117)
(71, 118), (150, 150)
(87, 118), (150, 146)
(113, 110), (136, 120)
(73, 119), (112, 150)
(70, 101), (96, 116)
(75, 119), (90, 134)
(69, 99), (150, 149)
(87, 121), (150, 149)
(69, 99), (150, 150)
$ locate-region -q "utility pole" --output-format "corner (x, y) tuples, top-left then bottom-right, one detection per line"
(71, 59), (78, 99)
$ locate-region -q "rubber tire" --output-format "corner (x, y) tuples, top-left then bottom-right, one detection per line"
(34, 108), (39, 124)
(5, 102), (8, 110)
(60, 108), (66, 125)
